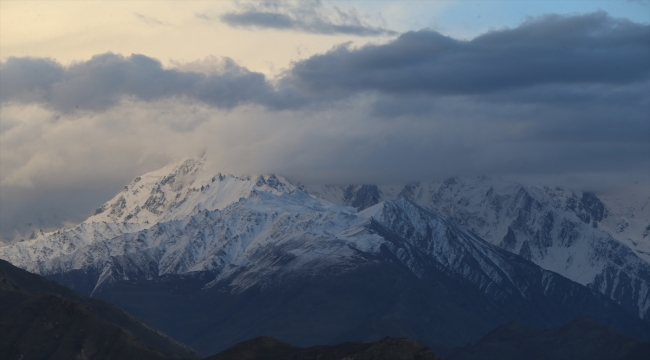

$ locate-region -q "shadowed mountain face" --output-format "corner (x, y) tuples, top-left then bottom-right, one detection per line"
(205, 336), (442, 360)
(444, 318), (650, 360)
(94, 258), (504, 354)
(1, 292), (170, 360)
(0, 259), (201, 360)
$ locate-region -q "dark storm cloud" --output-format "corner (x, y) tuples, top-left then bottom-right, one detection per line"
(2, 12), (646, 114)
(0, 53), (277, 112)
(215, 0), (396, 36)
(283, 11), (649, 98)
(0, 57), (65, 103)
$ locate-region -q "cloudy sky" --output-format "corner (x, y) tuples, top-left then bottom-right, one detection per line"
(1, 0), (649, 242)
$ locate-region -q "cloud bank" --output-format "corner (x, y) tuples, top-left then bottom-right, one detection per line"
(0, 54), (277, 112)
(283, 12), (648, 99)
(3, 12), (647, 111)
(1, 12), (648, 241)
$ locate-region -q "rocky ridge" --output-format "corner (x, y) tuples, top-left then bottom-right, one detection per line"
(307, 177), (650, 319)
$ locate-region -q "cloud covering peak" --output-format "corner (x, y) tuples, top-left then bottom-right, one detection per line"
(1, 11), (648, 241)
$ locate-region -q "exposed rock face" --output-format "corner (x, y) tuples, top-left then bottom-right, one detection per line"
(308, 176), (650, 319)
(410, 178), (650, 320)
(566, 191), (608, 225)
(343, 185), (382, 211)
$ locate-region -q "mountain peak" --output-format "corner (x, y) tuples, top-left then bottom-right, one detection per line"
(86, 157), (298, 226)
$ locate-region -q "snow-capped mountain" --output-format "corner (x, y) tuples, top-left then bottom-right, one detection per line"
(307, 178), (650, 319)
(88, 154), (299, 225)
(307, 179), (650, 263)
(1, 156), (649, 353)
(0, 155), (299, 275)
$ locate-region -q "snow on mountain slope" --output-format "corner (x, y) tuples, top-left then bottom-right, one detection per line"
(418, 178), (650, 318)
(89, 154), (298, 225)
(367, 199), (611, 306)
(308, 178), (650, 267)
(320, 177), (650, 319)
(38, 190), (368, 294)
(0, 156), (300, 275)
(0, 222), (148, 275)
(597, 185), (650, 262)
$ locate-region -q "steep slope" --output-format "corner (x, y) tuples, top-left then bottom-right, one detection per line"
(366, 199), (650, 338)
(415, 178), (650, 320)
(445, 318), (650, 360)
(312, 177), (650, 319)
(1, 292), (172, 360)
(38, 190), (360, 295)
(0, 155), (299, 278)
(88, 155), (298, 226)
(0, 259), (201, 359)
(597, 185), (650, 262)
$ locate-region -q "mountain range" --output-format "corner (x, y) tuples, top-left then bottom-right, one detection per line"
(307, 177), (650, 319)
(1, 155), (648, 355)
